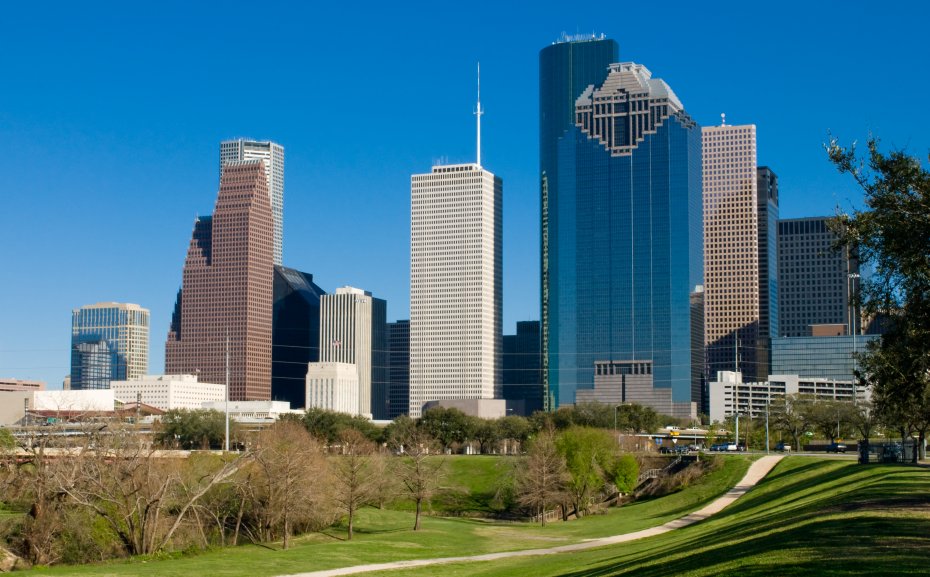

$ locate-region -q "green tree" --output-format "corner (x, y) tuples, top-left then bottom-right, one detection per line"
(771, 394), (812, 451)
(301, 408), (380, 445)
(418, 407), (472, 451)
(611, 453), (639, 499)
(828, 136), (930, 457)
(156, 409), (228, 450)
(555, 427), (616, 518)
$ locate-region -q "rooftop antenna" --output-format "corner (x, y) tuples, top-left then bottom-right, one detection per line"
(721, 112), (727, 127)
(474, 62), (483, 167)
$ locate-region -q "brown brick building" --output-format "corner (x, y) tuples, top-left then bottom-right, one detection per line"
(166, 160), (274, 400)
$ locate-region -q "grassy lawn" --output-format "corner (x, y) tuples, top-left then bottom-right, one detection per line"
(367, 457), (930, 577)
(21, 455), (748, 576)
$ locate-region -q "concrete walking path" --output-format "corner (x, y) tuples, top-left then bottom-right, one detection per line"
(284, 455), (784, 577)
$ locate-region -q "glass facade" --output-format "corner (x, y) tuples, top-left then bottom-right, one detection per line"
(71, 303), (149, 390)
(771, 335), (877, 382)
(272, 265), (326, 409)
(387, 320), (410, 419)
(540, 38), (703, 415)
(503, 320), (543, 416)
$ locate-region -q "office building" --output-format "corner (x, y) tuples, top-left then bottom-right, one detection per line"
(319, 287), (387, 419)
(778, 217), (859, 337)
(272, 266), (326, 408)
(0, 379), (46, 392)
(166, 159), (274, 401)
(708, 370), (870, 423)
(410, 72), (502, 418)
(111, 374), (225, 411)
(220, 139), (285, 265)
(703, 124), (778, 382)
(540, 36), (703, 418)
(771, 334), (878, 382)
(502, 321), (543, 416)
(387, 320), (410, 418)
(71, 302), (150, 390)
(305, 362), (360, 415)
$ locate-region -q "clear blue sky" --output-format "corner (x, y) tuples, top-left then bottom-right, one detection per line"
(2, 1), (928, 388)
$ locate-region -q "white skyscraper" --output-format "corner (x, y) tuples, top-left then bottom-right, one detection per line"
(220, 139), (285, 265)
(409, 67), (502, 418)
(319, 287), (387, 419)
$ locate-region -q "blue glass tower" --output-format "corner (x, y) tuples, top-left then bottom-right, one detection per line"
(540, 37), (703, 417)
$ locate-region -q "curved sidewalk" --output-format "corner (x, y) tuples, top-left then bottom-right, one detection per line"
(286, 455), (783, 577)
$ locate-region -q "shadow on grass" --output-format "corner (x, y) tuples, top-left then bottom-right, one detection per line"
(555, 514), (930, 577)
(549, 461), (930, 577)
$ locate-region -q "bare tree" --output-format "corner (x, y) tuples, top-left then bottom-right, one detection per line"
(252, 421), (330, 549)
(331, 429), (378, 540)
(55, 426), (249, 556)
(396, 430), (444, 531)
(515, 428), (568, 526)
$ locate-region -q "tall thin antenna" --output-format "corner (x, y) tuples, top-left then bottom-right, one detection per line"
(474, 62), (483, 167)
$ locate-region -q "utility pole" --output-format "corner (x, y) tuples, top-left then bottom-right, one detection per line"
(225, 329), (230, 453)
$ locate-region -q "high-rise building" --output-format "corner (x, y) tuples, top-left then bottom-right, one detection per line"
(305, 362), (360, 415)
(386, 320), (410, 419)
(502, 321), (543, 416)
(778, 217), (859, 337)
(757, 166), (780, 377)
(319, 287), (387, 419)
(71, 302), (149, 390)
(166, 159), (274, 401)
(410, 70), (502, 419)
(540, 36), (703, 418)
(220, 139), (284, 265)
(702, 122), (777, 382)
(272, 266), (326, 408)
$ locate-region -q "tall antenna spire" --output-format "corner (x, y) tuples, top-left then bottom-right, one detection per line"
(474, 62), (483, 167)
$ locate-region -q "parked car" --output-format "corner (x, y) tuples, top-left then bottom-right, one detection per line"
(775, 442), (792, 452)
(827, 442), (848, 453)
(674, 445), (690, 455)
(659, 446), (674, 454)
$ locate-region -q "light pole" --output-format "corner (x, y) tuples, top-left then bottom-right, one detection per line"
(848, 271), (861, 399)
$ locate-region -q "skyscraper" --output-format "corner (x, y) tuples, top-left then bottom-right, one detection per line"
(502, 321), (543, 416)
(387, 319), (410, 419)
(166, 159), (274, 401)
(409, 69), (502, 419)
(540, 36), (703, 418)
(71, 302), (149, 390)
(220, 139), (285, 265)
(778, 217), (859, 337)
(319, 287), (387, 419)
(702, 122), (777, 382)
(272, 266), (326, 409)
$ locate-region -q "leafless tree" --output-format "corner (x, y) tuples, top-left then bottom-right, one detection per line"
(515, 427), (568, 526)
(251, 421), (330, 549)
(396, 430), (444, 531)
(331, 428), (378, 540)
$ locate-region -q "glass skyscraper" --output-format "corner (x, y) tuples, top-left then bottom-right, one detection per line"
(71, 302), (149, 389)
(540, 36), (703, 418)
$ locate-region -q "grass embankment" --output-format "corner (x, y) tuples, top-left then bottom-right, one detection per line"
(21, 455), (747, 577)
(375, 457), (930, 577)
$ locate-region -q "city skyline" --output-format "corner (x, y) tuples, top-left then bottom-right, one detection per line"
(3, 2), (930, 388)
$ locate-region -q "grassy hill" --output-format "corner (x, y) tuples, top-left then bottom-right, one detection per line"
(371, 457), (930, 577)
(21, 455), (748, 576)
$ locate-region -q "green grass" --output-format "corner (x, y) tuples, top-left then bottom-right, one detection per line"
(367, 457), (930, 577)
(20, 455), (748, 576)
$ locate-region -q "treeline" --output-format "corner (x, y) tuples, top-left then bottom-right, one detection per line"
(0, 407), (665, 568)
(157, 402), (675, 454)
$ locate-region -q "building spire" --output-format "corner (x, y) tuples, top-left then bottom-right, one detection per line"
(474, 62), (483, 167)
